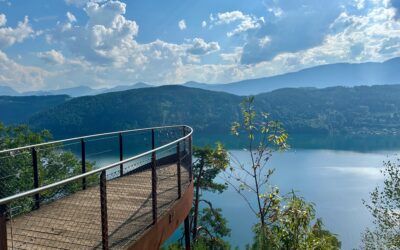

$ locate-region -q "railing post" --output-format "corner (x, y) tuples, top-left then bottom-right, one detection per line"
(151, 149), (158, 224)
(100, 171), (109, 250)
(177, 142), (181, 199)
(0, 205), (7, 250)
(119, 133), (124, 176)
(31, 147), (40, 210)
(182, 126), (186, 152)
(81, 139), (86, 190)
(184, 216), (191, 250)
(151, 129), (155, 150)
(188, 135), (193, 181)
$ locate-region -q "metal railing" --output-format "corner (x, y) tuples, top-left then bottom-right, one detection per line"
(0, 125), (193, 249)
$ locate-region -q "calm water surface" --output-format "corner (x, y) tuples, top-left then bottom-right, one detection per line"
(205, 149), (394, 250)
(84, 135), (399, 249)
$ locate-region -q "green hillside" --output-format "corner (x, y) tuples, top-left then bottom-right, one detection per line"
(0, 95), (70, 125)
(29, 86), (241, 138)
(27, 85), (400, 138)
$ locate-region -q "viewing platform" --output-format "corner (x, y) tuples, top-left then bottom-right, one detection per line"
(0, 125), (193, 250)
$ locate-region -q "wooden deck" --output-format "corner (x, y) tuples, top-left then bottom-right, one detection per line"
(6, 164), (189, 250)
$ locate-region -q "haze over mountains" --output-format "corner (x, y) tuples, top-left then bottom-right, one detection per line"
(1, 58), (399, 97)
(185, 57), (400, 95)
(0, 83), (153, 97)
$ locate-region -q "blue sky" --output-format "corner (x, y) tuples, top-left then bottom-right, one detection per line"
(0, 0), (399, 91)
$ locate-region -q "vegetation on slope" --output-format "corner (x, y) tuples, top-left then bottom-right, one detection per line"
(0, 95), (69, 125)
(27, 84), (400, 138)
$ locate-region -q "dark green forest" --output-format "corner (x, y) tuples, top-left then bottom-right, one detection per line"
(0, 95), (70, 125)
(2, 85), (400, 138)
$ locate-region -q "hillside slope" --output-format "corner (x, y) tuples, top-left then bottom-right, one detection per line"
(0, 95), (70, 125)
(29, 86), (241, 137)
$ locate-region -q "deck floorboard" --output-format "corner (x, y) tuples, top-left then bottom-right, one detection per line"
(6, 164), (188, 250)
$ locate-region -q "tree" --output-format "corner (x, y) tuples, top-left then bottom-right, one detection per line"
(362, 159), (400, 249)
(168, 144), (231, 250)
(0, 123), (93, 214)
(249, 192), (341, 250)
(227, 96), (289, 231)
(227, 97), (340, 249)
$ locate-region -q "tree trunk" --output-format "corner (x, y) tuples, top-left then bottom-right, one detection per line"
(192, 164), (203, 240)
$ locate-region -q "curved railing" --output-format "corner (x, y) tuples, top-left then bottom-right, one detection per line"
(0, 125), (193, 249)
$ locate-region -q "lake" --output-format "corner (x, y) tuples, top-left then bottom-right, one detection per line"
(205, 148), (393, 250)
(80, 134), (399, 249)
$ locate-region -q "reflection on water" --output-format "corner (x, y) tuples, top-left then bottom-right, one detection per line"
(195, 133), (400, 152)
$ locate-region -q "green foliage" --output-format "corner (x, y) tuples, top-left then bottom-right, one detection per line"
(0, 123), (94, 213)
(362, 159), (400, 249)
(193, 143), (229, 193)
(191, 144), (231, 249)
(249, 192), (341, 250)
(0, 95), (69, 125)
(226, 96), (289, 229)
(167, 145), (231, 250)
(28, 85), (400, 139)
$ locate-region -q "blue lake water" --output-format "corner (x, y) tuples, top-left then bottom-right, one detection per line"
(205, 149), (393, 250)
(84, 135), (398, 249)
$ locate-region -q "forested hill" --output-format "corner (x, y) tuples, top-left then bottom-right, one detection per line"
(0, 95), (70, 125)
(28, 84), (400, 138)
(28, 86), (242, 138)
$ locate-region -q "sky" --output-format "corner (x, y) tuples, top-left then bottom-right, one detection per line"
(0, 0), (399, 91)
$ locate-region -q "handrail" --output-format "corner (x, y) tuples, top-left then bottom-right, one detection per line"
(0, 124), (190, 154)
(0, 125), (193, 205)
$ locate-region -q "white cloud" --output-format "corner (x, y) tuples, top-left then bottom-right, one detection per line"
(201, 20), (207, 28)
(210, 11), (264, 37)
(0, 14), (6, 26)
(0, 50), (49, 91)
(53, 0), (139, 66)
(354, 0), (366, 10)
(178, 19), (186, 30)
(187, 38), (220, 55)
(268, 7), (283, 17)
(66, 12), (77, 23)
(259, 36), (271, 48)
(37, 50), (65, 64)
(0, 15), (33, 48)
(64, 0), (96, 7)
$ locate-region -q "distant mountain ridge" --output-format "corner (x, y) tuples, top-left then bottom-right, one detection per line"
(1, 57), (399, 96)
(0, 82), (153, 97)
(184, 57), (400, 95)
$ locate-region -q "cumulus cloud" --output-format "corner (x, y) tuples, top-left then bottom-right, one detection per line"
(0, 14), (6, 26)
(187, 38), (220, 55)
(210, 11), (264, 37)
(201, 20), (207, 28)
(37, 50), (65, 64)
(178, 19), (186, 30)
(52, 0), (139, 66)
(20, 0), (400, 90)
(239, 0), (361, 64)
(0, 14), (33, 48)
(0, 50), (49, 91)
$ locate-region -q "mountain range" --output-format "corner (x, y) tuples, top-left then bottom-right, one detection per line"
(23, 84), (400, 139)
(0, 83), (153, 97)
(1, 58), (400, 97)
(184, 57), (400, 95)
